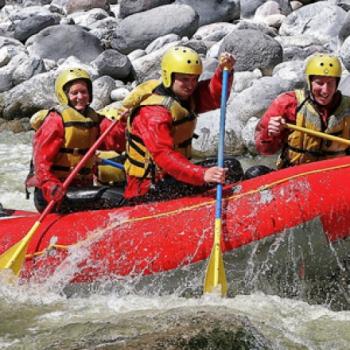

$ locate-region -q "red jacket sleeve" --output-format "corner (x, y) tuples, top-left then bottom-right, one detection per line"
(133, 105), (206, 185)
(99, 117), (126, 153)
(32, 111), (65, 187)
(193, 67), (233, 113)
(255, 91), (298, 155)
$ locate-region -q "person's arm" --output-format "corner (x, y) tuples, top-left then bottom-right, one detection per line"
(32, 111), (66, 202)
(255, 92), (298, 155)
(135, 106), (207, 185)
(99, 117), (127, 153)
(33, 111), (65, 187)
(194, 53), (235, 113)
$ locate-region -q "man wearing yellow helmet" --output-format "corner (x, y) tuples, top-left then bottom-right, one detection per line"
(123, 46), (242, 202)
(254, 53), (350, 169)
(27, 68), (127, 212)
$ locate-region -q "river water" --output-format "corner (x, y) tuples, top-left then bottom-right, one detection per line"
(1, 130), (350, 349)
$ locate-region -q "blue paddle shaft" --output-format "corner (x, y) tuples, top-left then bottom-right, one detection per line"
(100, 158), (124, 170)
(215, 69), (230, 220)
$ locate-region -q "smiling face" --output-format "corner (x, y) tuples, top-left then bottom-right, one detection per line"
(171, 73), (199, 101)
(310, 75), (338, 106)
(67, 80), (90, 112)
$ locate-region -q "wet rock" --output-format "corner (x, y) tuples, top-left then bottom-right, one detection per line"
(45, 306), (273, 350)
(0, 117), (31, 133)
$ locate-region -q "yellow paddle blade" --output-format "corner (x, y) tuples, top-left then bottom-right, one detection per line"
(0, 221), (40, 276)
(204, 219), (228, 296)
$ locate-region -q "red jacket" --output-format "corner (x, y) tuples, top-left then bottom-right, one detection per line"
(124, 67), (233, 199)
(255, 91), (341, 155)
(30, 110), (126, 189)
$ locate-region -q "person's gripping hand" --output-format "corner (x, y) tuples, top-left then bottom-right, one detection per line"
(267, 116), (286, 137)
(42, 180), (64, 203)
(204, 166), (227, 184)
(219, 52), (236, 71)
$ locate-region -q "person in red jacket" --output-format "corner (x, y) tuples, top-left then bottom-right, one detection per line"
(123, 46), (243, 202)
(27, 68), (127, 212)
(250, 53), (350, 176)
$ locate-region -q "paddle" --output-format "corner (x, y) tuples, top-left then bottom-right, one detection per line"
(0, 119), (121, 277)
(99, 158), (124, 169)
(203, 68), (230, 296)
(286, 123), (350, 146)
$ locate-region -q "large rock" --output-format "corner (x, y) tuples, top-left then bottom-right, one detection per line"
(279, 2), (347, 51)
(175, 0), (240, 26)
(65, 0), (110, 15)
(219, 29), (283, 75)
(0, 53), (46, 92)
(228, 76), (297, 127)
(92, 49), (132, 80)
(14, 13), (61, 42)
(0, 71), (56, 120)
(26, 24), (104, 63)
(241, 0), (291, 18)
(111, 4), (199, 54)
(119, 0), (173, 19)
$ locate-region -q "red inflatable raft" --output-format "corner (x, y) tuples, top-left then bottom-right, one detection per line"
(1, 156), (350, 305)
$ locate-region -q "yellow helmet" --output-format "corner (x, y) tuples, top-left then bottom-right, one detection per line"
(55, 68), (93, 105)
(305, 54), (342, 79)
(161, 46), (203, 88)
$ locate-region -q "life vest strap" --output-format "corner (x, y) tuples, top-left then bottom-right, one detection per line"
(59, 147), (88, 155)
(287, 145), (346, 157)
(51, 165), (92, 175)
(63, 121), (100, 128)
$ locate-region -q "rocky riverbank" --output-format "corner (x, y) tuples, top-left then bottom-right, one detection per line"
(1, 0), (350, 156)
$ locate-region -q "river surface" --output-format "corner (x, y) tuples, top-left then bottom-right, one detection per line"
(1, 130), (350, 349)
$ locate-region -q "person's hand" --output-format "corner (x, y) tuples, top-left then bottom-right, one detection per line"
(42, 180), (64, 203)
(204, 166), (227, 184)
(219, 52), (236, 71)
(268, 116), (286, 137)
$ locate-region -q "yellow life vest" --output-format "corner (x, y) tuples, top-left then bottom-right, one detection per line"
(51, 105), (101, 183)
(123, 80), (197, 178)
(278, 89), (350, 168)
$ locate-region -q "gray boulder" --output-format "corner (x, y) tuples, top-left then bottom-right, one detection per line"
(219, 29), (283, 75)
(0, 71), (56, 120)
(111, 4), (199, 54)
(26, 24), (104, 63)
(90, 75), (116, 110)
(336, 0), (350, 12)
(119, 0), (174, 19)
(339, 36), (350, 71)
(14, 13), (61, 42)
(65, 0), (110, 15)
(175, 0), (240, 26)
(228, 76), (296, 126)
(92, 49), (132, 80)
(280, 2), (347, 51)
(241, 0), (292, 18)
(193, 22), (236, 42)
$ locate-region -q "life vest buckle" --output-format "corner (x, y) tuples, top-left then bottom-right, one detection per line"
(72, 148), (80, 155)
